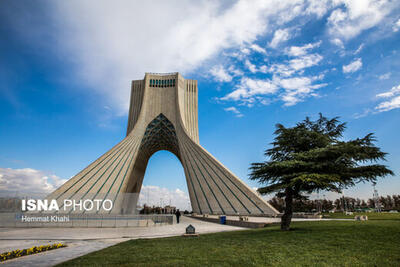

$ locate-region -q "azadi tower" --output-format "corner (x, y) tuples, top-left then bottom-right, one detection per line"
(49, 73), (278, 216)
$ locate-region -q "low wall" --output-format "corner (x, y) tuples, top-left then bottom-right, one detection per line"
(0, 213), (173, 228)
(292, 213), (323, 219)
(191, 216), (268, 228)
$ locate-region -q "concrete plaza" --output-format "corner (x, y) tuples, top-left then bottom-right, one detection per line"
(0, 215), (346, 266)
(0, 216), (243, 266)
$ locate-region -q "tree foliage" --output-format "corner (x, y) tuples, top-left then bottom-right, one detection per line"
(250, 114), (393, 230)
(268, 195), (400, 213)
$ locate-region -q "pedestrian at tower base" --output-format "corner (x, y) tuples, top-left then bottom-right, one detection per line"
(48, 73), (279, 216)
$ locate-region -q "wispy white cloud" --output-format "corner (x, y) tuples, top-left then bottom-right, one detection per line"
(304, 0), (332, 18)
(259, 65), (268, 73)
(378, 72), (391, 80)
(240, 47), (251, 55)
(210, 65), (233, 82)
(289, 54), (323, 71)
(375, 84), (400, 112)
(376, 84), (400, 99)
(331, 38), (344, 48)
(224, 106), (244, 117)
(286, 41), (322, 57)
(269, 47), (323, 77)
(343, 58), (362, 73)
(274, 75), (327, 106)
(353, 108), (373, 119)
(0, 167), (67, 197)
(327, 0), (393, 40)
(268, 64), (295, 77)
(354, 43), (364, 54)
(355, 84), (400, 118)
(232, 58), (268, 74)
(221, 74), (327, 107)
(249, 43), (267, 54)
(245, 59), (257, 73)
(221, 77), (278, 103)
(269, 28), (290, 48)
(228, 65), (243, 76)
(393, 18), (400, 32)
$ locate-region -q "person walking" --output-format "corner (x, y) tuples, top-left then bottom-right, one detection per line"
(175, 209), (181, 224)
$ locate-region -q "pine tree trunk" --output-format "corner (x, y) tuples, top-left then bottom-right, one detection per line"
(281, 188), (293, 231)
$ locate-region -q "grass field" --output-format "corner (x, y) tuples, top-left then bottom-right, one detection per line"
(58, 216), (400, 266)
(323, 212), (400, 220)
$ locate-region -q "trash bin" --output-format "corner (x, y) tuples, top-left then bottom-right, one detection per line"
(219, 215), (226, 225)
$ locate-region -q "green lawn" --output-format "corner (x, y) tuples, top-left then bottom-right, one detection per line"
(323, 212), (400, 220)
(58, 219), (400, 266)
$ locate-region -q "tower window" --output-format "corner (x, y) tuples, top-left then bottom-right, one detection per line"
(149, 78), (177, 87)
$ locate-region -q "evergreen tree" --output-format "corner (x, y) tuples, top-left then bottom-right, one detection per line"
(250, 114), (393, 230)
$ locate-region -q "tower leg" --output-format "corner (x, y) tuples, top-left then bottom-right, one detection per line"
(177, 130), (278, 215)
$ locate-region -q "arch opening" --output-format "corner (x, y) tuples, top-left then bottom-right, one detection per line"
(121, 114), (190, 214)
(139, 150), (190, 213)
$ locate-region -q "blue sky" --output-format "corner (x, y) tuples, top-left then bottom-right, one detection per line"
(0, 0), (399, 208)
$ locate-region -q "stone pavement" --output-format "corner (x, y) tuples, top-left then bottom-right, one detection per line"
(0, 216), (243, 267)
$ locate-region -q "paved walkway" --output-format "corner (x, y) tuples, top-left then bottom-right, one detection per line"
(0, 216), (243, 266)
